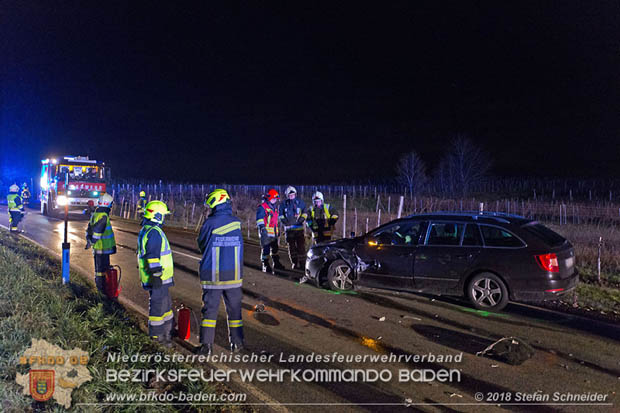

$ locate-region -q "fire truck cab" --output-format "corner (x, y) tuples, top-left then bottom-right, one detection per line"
(40, 156), (109, 215)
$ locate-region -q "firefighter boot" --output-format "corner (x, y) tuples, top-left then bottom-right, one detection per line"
(272, 255), (285, 271)
(230, 342), (245, 353)
(261, 260), (272, 274)
(199, 344), (212, 356)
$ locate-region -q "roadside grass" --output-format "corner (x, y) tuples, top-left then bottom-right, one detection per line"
(0, 230), (241, 413)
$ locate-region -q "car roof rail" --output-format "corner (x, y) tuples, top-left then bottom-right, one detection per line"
(405, 211), (525, 224)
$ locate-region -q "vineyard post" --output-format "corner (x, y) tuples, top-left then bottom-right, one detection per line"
(354, 208), (358, 236)
(597, 236), (602, 283)
(397, 196), (404, 218)
(342, 194), (347, 239)
(377, 209), (381, 227)
(366, 217), (369, 234)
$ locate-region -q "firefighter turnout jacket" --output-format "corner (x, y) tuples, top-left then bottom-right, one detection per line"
(137, 221), (174, 287)
(197, 202), (243, 289)
(86, 207), (117, 254)
(279, 198), (306, 232)
(7, 193), (24, 212)
(256, 201), (279, 237)
(307, 203), (338, 238)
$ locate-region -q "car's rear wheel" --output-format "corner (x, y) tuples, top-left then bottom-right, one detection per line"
(467, 272), (509, 311)
(327, 259), (354, 291)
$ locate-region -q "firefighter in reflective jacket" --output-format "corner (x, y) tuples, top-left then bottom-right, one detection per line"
(306, 191), (338, 244)
(7, 184), (24, 232)
(137, 191), (147, 218)
(21, 183), (31, 206)
(197, 189), (244, 355)
(256, 189), (285, 274)
(137, 200), (174, 346)
(279, 186), (307, 269)
(85, 193), (116, 293)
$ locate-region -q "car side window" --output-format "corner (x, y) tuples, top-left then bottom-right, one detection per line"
(480, 225), (524, 247)
(462, 224), (482, 246)
(427, 222), (464, 246)
(372, 221), (422, 246)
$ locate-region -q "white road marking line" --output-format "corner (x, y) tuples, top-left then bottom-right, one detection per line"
(171, 249), (201, 261)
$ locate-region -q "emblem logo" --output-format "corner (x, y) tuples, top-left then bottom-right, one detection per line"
(29, 370), (55, 402)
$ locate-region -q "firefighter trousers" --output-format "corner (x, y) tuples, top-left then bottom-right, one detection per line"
(148, 285), (173, 338)
(260, 239), (280, 263)
(93, 253), (110, 293)
(200, 287), (244, 346)
(285, 230), (306, 267)
(9, 211), (22, 231)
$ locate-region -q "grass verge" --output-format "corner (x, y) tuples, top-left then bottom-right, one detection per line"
(0, 230), (243, 413)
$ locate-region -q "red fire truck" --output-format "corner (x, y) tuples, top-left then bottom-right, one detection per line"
(40, 156), (110, 215)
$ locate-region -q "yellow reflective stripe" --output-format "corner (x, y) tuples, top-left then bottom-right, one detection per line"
(256, 219), (263, 225)
(228, 319), (243, 327)
(149, 310), (173, 322)
(201, 319), (217, 327)
(324, 204), (331, 219)
(215, 247), (220, 282)
(234, 246), (239, 280)
(201, 279), (242, 285)
(146, 258), (160, 263)
(213, 221), (241, 235)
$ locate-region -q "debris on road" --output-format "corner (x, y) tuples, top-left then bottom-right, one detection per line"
(402, 315), (422, 321)
(379, 316), (386, 321)
(476, 336), (535, 365)
(254, 303), (266, 313)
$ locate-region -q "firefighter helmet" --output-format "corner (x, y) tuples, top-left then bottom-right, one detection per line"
(205, 189), (230, 208)
(266, 188), (280, 202)
(139, 190), (146, 197)
(22, 182), (28, 187)
(9, 184), (19, 193)
(285, 186), (297, 197)
(98, 193), (114, 207)
(143, 200), (170, 224)
(312, 191), (324, 203)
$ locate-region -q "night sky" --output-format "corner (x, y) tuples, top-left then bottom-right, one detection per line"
(1, 1), (619, 184)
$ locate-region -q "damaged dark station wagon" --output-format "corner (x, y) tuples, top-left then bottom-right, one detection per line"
(304, 212), (578, 311)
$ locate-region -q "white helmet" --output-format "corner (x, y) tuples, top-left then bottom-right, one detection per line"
(98, 193), (114, 207)
(9, 184), (19, 193)
(285, 186), (297, 197)
(312, 191), (324, 203)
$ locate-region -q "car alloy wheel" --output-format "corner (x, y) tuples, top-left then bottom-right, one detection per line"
(327, 259), (354, 291)
(467, 272), (509, 311)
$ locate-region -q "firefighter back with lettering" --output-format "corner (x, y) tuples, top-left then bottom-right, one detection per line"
(7, 184), (24, 232)
(85, 193), (116, 293)
(279, 186), (307, 269)
(197, 189), (244, 355)
(137, 200), (174, 346)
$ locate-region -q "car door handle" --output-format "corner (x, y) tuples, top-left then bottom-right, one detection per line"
(455, 253), (475, 260)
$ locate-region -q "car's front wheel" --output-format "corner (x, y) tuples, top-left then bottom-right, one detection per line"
(327, 259), (354, 291)
(467, 272), (509, 311)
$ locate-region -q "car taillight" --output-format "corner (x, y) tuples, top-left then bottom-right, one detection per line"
(536, 253), (559, 272)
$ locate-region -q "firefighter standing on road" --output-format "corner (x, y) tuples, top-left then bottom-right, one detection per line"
(197, 189), (244, 355)
(306, 191), (338, 244)
(7, 184), (25, 232)
(279, 186), (307, 269)
(85, 193), (116, 294)
(257, 189), (285, 274)
(21, 183), (31, 206)
(137, 201), (174, 346)
(137, 191), (147, 218)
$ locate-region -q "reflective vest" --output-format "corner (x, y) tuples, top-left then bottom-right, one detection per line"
(7, 193), (22, 211)
(258, 202), (279, 237)
(90, 211), (116, 254)
(137, 198), (146, 213)
(137, 225), (174, 286)
(310, 204), (332, 237)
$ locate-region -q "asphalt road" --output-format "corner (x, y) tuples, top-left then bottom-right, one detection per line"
(1, 205), (619, 413)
